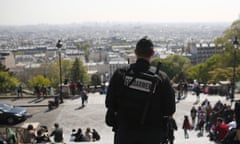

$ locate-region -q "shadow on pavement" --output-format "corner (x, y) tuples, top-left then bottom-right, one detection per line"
(11, 97), (19, 102)
(71, 95), (81, 100)
(75, 105), (85, 110)
(27, 97), (46, 104)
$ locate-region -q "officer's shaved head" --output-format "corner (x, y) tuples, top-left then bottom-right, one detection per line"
(136, 37), (154, 58)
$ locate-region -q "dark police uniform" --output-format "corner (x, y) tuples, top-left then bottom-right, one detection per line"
(105, 58), (176, 144)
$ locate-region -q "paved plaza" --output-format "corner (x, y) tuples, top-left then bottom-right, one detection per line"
(1, 92), (237, 144)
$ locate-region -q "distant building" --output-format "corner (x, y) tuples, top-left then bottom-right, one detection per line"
(187, 42), (223, 64)
(13, 46), (48, 55)
(88, 49), (108, 63)
(15, 55), (36, 64)
(0, 51), (15, 69)
(109, 59), (128, 80)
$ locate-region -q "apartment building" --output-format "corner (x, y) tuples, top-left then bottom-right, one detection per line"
(0, 51), (15, 69)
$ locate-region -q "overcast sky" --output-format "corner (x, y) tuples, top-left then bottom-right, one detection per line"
(0, 0), (240, 25)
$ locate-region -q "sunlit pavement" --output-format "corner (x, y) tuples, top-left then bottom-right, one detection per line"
(61, 92), (235, 144)
(1, 92), (238, 144)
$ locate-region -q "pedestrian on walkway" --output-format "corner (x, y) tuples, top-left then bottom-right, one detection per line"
(190, 106), (197, 129)
(182, 115), (191, 139)
(41, 85), (47, 98)
(177, 81), (183, 101)
(34, 85), (41, 98)
(197, 106), (206, 136)
(183, 81), (188, 99)
(192, 80), (201, 102)
(17, 84), (23, 98)
(69, 81), (77, 96)
(80, 90), (88, 107)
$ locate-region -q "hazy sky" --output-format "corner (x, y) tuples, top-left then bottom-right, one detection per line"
(0, 0), (240, 25)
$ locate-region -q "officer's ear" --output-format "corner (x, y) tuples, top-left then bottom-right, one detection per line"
(134, 48), (139, 57)
(150, 50), (155, 57)
(134, 48), (138, 55)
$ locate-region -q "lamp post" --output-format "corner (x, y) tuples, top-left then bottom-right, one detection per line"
(232, 36), (239, 102)
(56, 40), (64, 103)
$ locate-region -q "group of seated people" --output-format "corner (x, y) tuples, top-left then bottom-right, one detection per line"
(70, 127), (100, 142)
(24, 124), (51, 144)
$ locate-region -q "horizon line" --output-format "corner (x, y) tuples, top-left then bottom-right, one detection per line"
(0, 21), (233, 27)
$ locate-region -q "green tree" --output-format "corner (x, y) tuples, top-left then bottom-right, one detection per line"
(0, 71), (19, 93)
(61, 59), (73, 82)
(186, 54), (224, 83)
(187, 64), (204, 82)
(28, 75), (51, 89)
(213, 19), (240, 82)
(208, 67), (234, 82)
(70, 58), (81, 83)
(151, 55), (191, 82)
(0, 63), (8, 72)
(70, 58), (90, 84)
(40, 62), (59, 88)
(39, 60), (72, 87)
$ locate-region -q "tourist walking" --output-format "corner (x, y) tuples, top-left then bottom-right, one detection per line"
(190, 106), (197, 129)
(17, 84), (23, 98)
(182, 115), (191, 139)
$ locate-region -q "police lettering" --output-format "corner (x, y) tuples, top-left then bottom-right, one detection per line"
(124, 76), (153, 92)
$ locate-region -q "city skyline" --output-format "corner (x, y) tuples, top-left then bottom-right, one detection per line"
(0, 0), (240, 26)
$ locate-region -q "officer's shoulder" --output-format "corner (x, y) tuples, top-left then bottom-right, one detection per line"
(149, 66), (168, 79)
(115, 65), (130, 73)
(158, 70), (168, 78)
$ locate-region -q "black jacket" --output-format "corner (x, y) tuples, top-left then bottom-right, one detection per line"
(105, 59), (176, 130)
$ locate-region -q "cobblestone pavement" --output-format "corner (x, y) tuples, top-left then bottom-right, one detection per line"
(1, 92), (238, 144)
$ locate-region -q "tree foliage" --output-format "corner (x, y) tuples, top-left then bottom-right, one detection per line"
(0, 71), (19, 93)
(70, 58), (81, 83)
(0, 62), (9, 72)
(212, 19), (240, 82)
(208, 67), (234, 83)
(28, 75), (51, 89)
(151, 55), (191, 82)
(61, 59), (73, 81)
(70, 58), (90, 84)
(70, 58), (80, 82)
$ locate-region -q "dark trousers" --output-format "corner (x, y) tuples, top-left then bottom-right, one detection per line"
(115, 127), (166, 144)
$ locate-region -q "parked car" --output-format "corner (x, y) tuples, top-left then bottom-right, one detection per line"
(0, 103), (32, 125)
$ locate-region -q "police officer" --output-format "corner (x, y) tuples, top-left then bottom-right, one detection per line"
(105, 37), (176, 144)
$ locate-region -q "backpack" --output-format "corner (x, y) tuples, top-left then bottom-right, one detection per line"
(119, 64), (162, 127)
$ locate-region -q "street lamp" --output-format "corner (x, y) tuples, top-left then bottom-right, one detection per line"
(56, 40), (64, 103)
(232, 36), (239, 102)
